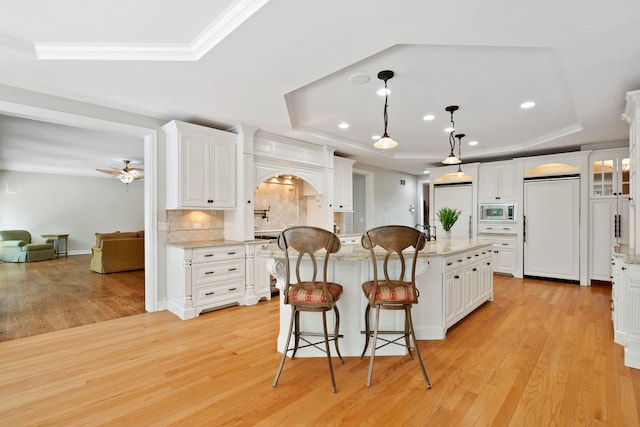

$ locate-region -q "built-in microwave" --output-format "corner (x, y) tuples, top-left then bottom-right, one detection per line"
(480, 203), (516, 222)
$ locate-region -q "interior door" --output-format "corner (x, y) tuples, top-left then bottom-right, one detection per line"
(524, 177), (580, 281)
(434, 184), (472, 239)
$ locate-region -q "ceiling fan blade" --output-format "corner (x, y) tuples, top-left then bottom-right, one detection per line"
(96, 169), (121, 177)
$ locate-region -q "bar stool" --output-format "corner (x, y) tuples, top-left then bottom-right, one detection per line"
(360, 225), (431, 388)
(272, 226), (345, 393)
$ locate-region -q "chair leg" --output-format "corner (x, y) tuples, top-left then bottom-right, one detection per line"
(322, 310), (338, 393)
(404, 306), (414, 360)
(273, 306), (296, 388)
(292, 310), (301, 359)
(406, 306), (431, 389)
(366, 305), (381, 388)
(361, 303), (371, 359)
(333, 305), (344, 364)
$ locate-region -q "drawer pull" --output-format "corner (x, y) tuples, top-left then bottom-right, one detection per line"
(472, 268), (477, 272)
(454, 275), (460, 279)
(501, 243), (509, 246)
(457, 259), (463, 263)
(204, 254), (214, 258)
(227, 251), (237, 255)
(228, 287), (238, 291)
(228, 268), (237, 272)
(475, 254), (479, 257)
(205, 271), (215, 275)
(447, 262), (453, 266)
(205, 291), (215, 296)
(466, 256), (471, 259)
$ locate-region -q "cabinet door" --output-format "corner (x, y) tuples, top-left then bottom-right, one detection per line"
(443, 270), (458, 325)
(210, 140), (236, 208)
(181, 131), (211, 207)
(497, 166), (517, 200)
(479, 167), (498, 201)
(494, 246), (516, 274)
(333, 157), (353, 211)
(590, 199), (616, 281)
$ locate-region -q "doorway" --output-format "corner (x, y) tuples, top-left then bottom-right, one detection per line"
(0, 100), (158, 312)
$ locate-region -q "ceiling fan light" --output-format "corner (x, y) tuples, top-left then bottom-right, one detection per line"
(373, 134), (398, 149)
(118, 173), (135, 184)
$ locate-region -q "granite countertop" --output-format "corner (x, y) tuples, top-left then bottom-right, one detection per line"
(257, 238), (491, 260)
(165, 239), (245, 248)
(613, 244), (640, 264)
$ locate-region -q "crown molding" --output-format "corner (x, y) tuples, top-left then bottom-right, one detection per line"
(34, 0), (270, 61)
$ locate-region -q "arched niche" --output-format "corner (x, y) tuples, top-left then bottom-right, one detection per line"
(524, 162), (580, 177)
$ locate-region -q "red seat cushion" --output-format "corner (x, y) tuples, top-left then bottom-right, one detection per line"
(362, 281), (416, 303)
(288, 282), (343, 305)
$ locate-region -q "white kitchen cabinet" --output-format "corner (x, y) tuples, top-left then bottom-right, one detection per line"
(166, 244), (245, 319)
(333, 157), (355, 211)
(611, 253), (628, 345)
(478, 235), (517, 275)
(589, 148), (630, 282)
(441, 247), (493, 329)
(591, 148), (630, 198)
(479, 161), (518, 202)
(245, 241), (272, 304)
(163, 120), (237, 210)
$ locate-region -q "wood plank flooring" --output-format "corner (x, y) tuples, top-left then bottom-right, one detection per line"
(0, 254), (145, 342)
(1, 274), (639, 425)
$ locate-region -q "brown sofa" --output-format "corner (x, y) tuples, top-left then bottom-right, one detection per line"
(90, 231), (144, 273)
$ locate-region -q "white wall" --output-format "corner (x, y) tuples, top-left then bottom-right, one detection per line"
(355, 163), (418, 227)
(0, 170), (144, 253)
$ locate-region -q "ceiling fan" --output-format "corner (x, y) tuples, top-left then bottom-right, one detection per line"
(96, 159), (144, 184)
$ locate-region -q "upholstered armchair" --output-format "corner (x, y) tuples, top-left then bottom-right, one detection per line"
(0, 230), (56, 262)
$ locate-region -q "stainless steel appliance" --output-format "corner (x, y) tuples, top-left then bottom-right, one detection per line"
(480, 203), (516, 222)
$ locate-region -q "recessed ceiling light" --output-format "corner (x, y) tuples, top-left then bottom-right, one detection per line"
(349, 73), (370, 85)
(377, 88), (391, 96)
(371, 135), (381, 140)
(468, 140), (478, 146)
(423, 114), (435, 121)
(338, 122), (349, 129)
(444, 127), (454, 133)
(423, 170), (430, 174)
(520, 101), (536, 109)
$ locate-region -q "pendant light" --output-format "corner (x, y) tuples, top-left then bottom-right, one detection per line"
(442, 105), (462, 164)
(373, 70), (398, 149)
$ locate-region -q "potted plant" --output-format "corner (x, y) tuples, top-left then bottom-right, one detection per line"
(436, 207), (461, 239)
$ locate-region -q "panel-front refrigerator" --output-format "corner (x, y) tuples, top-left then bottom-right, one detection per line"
(524, 176), (580, 282)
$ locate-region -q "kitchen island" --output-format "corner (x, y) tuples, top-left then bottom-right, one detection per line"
(257, 238), (493, 357)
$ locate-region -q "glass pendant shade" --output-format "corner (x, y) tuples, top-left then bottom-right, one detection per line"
(442, 152), (461, 164)
(374, 133), (398, 149)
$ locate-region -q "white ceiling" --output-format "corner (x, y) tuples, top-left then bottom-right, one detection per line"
(0, 0), (639, 177)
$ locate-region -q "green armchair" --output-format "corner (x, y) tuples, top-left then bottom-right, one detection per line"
(0, 230), (56, 262)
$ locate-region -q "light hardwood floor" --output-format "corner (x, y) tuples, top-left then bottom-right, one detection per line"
(1, 274), (639, 425)
(0, 254), (145, 342)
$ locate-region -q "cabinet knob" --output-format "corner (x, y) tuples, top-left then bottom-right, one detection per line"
(207, 200), (214, 203)
(454, 275), (460, 279)
(472, 268), (478, 272)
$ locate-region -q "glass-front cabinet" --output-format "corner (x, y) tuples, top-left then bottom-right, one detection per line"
(591, 149), (630, 198)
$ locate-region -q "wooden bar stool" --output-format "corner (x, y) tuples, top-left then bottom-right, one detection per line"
(360, 225), (431, 388)
(272, 226), (345, 393)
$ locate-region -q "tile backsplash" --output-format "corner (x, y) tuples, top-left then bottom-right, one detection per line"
(254, 178), (306, 233)
(165, 210), (225, 243)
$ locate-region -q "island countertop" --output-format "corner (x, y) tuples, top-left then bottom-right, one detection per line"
(257, 238), (492, 261)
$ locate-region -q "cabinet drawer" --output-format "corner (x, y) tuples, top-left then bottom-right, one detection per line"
(193, 279), (244, 306)
(193, 245), (243, 263)
(478, 224), (517, 234)
(193, 259), (244, 285)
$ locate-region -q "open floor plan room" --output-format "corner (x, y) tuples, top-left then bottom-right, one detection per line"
(1, 275), (639, 426)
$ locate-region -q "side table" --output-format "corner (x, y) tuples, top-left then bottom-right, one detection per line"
(41, 234), (69, 257)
